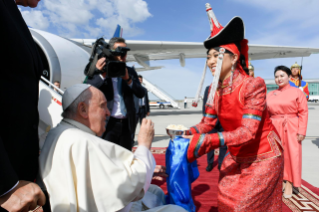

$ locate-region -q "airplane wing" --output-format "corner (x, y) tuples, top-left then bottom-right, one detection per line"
(71, 39), (319, 68)
(248, 44), (319, 60)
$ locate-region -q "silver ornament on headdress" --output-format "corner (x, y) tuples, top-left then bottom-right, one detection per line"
(206, 3), (221, 31)
(193, 3), (223, 107)
(193, 62), (208, 107)
(206, 48), (225, 106)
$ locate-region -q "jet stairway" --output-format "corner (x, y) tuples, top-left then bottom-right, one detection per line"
(142, 78), (179, 109)
(38, 77), (63, 149)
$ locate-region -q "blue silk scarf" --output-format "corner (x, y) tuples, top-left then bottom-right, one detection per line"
(165, 137), (199, 212)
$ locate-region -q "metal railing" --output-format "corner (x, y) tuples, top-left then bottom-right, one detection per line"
(40, 76), (64, 95)
(142, 78), (180, 108)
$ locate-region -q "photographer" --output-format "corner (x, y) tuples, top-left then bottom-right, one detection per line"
(85, 37), (146, 150)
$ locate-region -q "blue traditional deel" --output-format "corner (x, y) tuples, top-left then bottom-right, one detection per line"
(165, 137), (199, 212)
(289, 80), (310, 99)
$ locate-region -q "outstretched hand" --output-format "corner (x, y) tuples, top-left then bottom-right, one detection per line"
(137, 119), (154, 149)
(152, 165), (168, 181)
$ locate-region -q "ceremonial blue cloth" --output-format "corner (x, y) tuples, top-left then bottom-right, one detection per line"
(165, 137), (199, 212)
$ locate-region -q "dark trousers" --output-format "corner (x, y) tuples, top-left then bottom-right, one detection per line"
(131, 106), (147, 144)
(137, 106), (146, 125)
(184, 102), (187, 108)
(207, 145), (228, 166)
(103, 117), (132, 151)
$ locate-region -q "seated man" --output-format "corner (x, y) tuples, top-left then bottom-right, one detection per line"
(39, 84), (185, 212)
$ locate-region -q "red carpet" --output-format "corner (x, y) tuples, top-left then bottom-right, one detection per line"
(282, 179), (319, 212)
(148, 149), (319, 212)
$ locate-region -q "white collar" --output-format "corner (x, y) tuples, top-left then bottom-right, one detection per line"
(62, 118), (96, 135)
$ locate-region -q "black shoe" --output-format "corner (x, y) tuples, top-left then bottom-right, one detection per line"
(206, 164), (213, 172)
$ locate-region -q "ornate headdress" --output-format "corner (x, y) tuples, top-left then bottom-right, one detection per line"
(248, 60), (254, 71)
(248, 61), (255, 77)
(291, 61), (302, 83)
(291, 62), (301, 70)
(204, 4), (245, 50)
(192, 3), (248, 107)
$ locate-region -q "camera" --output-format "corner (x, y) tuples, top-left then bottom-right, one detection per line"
(84, 38), (130, 78)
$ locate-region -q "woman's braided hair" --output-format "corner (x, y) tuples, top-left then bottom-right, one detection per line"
(234, 42), (249, 75)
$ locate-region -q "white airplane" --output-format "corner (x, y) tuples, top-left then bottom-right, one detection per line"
(32, 27), (319, 146)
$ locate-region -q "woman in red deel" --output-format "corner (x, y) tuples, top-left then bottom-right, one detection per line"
(184, 3), (284, 211)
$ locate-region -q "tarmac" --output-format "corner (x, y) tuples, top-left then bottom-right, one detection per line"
(135, 102), (319, 188)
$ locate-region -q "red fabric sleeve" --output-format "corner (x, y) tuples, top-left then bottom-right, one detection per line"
(187, 133), (221, 163)
(189, 105), (218, 135)
(303, 83), (310, 100)
(187, 77), (267, 162)
(221, 77), (266, 147)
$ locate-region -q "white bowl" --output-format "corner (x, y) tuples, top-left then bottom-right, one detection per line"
(166, 128), (186, 139)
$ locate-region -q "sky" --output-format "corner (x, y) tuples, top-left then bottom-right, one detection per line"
(19, 0), (319, 100)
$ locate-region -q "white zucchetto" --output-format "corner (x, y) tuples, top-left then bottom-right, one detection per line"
(62, 84), (91, 110)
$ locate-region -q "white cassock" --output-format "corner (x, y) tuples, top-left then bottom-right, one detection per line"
(39, 119), (186, 212)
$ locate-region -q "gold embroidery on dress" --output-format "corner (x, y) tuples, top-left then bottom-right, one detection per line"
(230, 131), (282, 163)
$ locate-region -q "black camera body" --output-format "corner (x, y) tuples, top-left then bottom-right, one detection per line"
(84, 38), (130, 78)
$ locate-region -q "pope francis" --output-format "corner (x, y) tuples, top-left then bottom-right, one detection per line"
(38, 84), (185, 212)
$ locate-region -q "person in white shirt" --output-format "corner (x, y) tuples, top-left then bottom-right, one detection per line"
(39, 84), (185, 212)
(86, 37), (146, 151)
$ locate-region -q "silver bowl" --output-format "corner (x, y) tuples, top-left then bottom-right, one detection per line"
(166, 128), (185, 140)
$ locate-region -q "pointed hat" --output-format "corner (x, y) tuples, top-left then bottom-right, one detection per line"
(204, 3), (245, 49)
(291, 61), (302, 78)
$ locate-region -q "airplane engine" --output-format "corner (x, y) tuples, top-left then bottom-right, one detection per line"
(30, 28), (90, 90)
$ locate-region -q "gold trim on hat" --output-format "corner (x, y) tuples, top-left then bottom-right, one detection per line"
(291, 61), (301, 70)
(248, 58), (254, 70)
